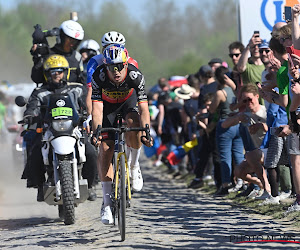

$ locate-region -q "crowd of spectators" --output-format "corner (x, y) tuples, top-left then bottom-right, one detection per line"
(145, 5), (300, 214)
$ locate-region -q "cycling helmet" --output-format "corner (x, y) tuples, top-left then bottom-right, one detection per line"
(59, 20), (84, 51)
(79, 39), (100, 61)
(103, 44), (128, 65)
(43, 54), (70, 83)
(101, 31), (126, 47)
(60, 20), (84, 40)
(79, 39), (100, 54)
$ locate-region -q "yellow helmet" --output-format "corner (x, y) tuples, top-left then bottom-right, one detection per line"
(43, 54), (70, 82)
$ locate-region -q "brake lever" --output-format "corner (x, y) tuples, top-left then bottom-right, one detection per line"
(91, 125), (102, 147)
(141, 124), (152, 146)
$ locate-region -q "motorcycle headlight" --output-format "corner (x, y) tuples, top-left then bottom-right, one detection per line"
(52, 120), (72, 132)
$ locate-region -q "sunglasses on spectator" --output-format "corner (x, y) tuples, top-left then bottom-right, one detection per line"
(229, 53), (241, 58)
(242, 97), (253, 103)
(259, 49), (270, 54)
(279, 37), (291, 43)
(50, 68), (64, 75)
(106, 63), (125, 72)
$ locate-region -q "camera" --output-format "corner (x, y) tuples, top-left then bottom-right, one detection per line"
(31, 24), (60, 58)
(32, 24), (60, 44)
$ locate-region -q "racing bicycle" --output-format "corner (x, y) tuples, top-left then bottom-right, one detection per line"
(94, 114), (150, 241)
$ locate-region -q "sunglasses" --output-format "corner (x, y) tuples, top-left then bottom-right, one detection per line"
(106, 63), (125, 72)
(229, 53), (241, 58)
(242, 97), (253, 103)
(279, 37), (291, 43)
(50, 68), (64, 75)
(259, 49), (270, 54)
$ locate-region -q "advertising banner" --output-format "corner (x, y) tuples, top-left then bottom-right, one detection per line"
(238, 0), (299, 45)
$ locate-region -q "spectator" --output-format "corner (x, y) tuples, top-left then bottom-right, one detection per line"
(174, 84), (198, 172)
(274, 7), (300, 212)
(271, 22), (286, 39)
(149, 77), (170, 101)
(157, 91), (183, 173)
(188, 65), (221, 190)
(260, 37), (292, 202)
(236, 33), (265, 86)
(208, 66), (244, 195)
(197, 65), (218, 108)
(222, 84), (270, 199)
(208, 58), (223, 73)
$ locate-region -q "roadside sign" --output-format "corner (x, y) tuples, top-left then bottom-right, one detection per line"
(238, 0), (298, 45)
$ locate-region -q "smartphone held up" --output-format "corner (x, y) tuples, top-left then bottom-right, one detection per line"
(284, 6), (292, 21)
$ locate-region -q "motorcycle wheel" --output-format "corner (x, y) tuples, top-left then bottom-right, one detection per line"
(118, 154), (126, 241)
(59, 160), (75, 225)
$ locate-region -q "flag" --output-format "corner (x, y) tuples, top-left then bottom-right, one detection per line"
(166, 138), (198, 166)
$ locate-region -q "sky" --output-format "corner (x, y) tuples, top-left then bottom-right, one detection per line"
(0, 0), (202, 25)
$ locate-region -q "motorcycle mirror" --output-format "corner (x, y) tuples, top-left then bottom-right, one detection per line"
(15, 96), (27, 107)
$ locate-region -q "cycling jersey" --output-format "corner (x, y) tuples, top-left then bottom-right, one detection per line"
(91, 64), (147, 104)
(87, 49), (138, 88)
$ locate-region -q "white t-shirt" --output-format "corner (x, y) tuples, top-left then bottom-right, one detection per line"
(244, 105), (267, 148)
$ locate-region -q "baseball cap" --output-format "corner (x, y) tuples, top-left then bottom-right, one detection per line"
(259, 39), (269, 49)
(208, 58), (223, 65)
(197, 65), (213, 77)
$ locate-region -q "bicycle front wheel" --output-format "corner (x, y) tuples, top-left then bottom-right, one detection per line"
(118, 153), (126, 241)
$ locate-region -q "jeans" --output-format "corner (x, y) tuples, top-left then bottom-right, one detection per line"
(194, 128), (221, 188)
(216, 120), (244, 185)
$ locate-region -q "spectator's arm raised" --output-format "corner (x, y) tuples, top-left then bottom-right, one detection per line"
(236, 33), (261, 73)
(292, 4), (300, 50)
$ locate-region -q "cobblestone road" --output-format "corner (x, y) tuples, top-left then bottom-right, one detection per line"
(0, 142), (300, 249)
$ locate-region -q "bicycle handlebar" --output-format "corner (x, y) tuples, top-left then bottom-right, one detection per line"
(92, 124), (151, 146)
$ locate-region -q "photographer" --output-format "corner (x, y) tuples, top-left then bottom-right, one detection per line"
(30, 20), (85, 85)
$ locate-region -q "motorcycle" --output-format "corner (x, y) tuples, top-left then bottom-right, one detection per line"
(15, 94), (89, 225)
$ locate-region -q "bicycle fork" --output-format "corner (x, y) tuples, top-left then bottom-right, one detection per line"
(115, 152), (131, 205)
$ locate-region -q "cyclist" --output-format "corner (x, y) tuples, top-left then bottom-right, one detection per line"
(85, 31), (138, 119)
(84, 31), (138, 167)
(91, 44), (152, 224)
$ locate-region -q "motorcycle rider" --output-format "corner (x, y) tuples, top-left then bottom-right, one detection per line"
(28, 20), (98, 201)
(22, 54), (96, 201)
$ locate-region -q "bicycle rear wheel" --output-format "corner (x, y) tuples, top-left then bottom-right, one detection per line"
(118, 154), (126, 241)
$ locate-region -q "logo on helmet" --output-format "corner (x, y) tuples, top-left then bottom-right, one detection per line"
(75, 32), (80, 38)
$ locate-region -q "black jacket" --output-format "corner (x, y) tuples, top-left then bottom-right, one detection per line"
(31, 44), (84, 85)
(24, 82), (86, 121)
